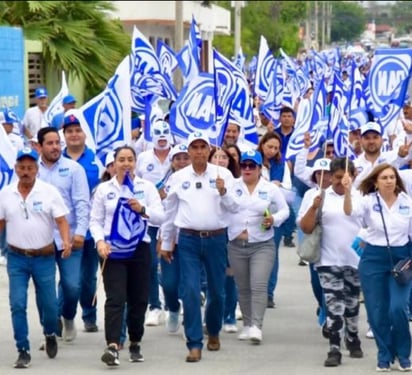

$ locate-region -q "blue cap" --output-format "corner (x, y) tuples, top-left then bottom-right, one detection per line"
(0, 109), (18, 125)
(35, 87), (48, 98)
(16, 147), (39, 162)
(63, 113), (81, 128)
(240, 150), (263, 166)
(62, 94), (76, 105)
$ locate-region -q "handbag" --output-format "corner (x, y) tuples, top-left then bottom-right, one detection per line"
(377, 194), (412, 285)
(297, 189), (325, 263)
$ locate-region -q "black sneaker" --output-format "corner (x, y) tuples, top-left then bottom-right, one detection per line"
(84, 322), (98, 333)
(324, 348), (342, 367)
(101, 345), (119, 366)
(284, 237), (296, 247)
(45, 334), (58, 358)
(56, 318), (63, 338)
(267, 296), (275, 309)
(129, 343), (144, 362)
(345, 336), (363, 358)
(14, 350), (31, 368)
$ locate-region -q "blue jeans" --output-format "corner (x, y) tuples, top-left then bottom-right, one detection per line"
(360, 243), (412, 365)
(148, 226), (161, 310)
(178, 231), (227, 350)
(80, 238), (98, 324)
(8, 251), (58, 351)
(267, 230), (282, 299)
(224, 274), (238, 325)
(0, 227), (8, 257)
(160, 246), (180, 313)
(309, 263), (327, 326)
(56, 249), (83, 320)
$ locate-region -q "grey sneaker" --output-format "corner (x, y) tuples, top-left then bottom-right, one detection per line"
(14, 350), (31, 368)
(62, 318), (77, 342)
(129, 343), (144, 362)
(101, 345), (119, 366)
(167, 311), (180, 334)
(45, 334), (58, 358)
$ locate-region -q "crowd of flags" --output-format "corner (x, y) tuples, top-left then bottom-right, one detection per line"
(2, 15), (412, 191)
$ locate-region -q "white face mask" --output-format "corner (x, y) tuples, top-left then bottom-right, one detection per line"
(152, 121), (172, 150)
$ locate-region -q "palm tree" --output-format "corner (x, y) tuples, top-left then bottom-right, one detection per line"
(0, 1), (131, 97)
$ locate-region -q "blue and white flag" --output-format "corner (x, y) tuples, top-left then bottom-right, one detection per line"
(130, 26), (177, 113)
(260, 60), (283, 126)
(234, 46), (246, 72)
(144, 95), (165, 143)
(170, 73), (228, 146)
(156, 40), (178, 82)
(254, 35), (275, 101)
(0, 124), (16, 189)
(366, 48), (412, 130)
(108, 172), (147, 259)
(45, 71), (69, 126)
(77, 56), (131, 164)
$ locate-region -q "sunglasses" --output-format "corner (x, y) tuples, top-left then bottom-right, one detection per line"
(240, 162), (258, 170)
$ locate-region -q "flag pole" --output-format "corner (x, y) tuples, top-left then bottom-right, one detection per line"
(92, 257), (107, 306)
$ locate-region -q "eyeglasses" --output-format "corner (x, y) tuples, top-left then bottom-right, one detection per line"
(20, 201), (29, 219)
(240, 162), (258, 170)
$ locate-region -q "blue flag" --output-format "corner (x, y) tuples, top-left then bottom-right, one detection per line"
(108, 173), (147, 259)
(254, 35), (275, 101)
(0, 125), (16, 189)
(156, 40), (178, 82)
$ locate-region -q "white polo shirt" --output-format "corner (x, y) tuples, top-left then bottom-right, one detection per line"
(89, 175), (165, 244)
(350, 191), (412, 247)
(0, 179), (69, 249)
(136, 148), (172, 185)
(227, 177), (289, 242)
(161, 163), (239, 251)
(297, 186), (362, 268)
(22, 106), (48, 138)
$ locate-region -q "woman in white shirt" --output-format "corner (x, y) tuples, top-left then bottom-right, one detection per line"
(90, 146), (165, 367)
(298, 158), (363, 368)
(227, 150), (289, 344)
(343, 163), (412, 372)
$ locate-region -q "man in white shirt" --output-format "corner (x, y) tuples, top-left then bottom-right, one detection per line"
(0, 109), (24, 152)
(160, 131), (239, 362)
(23, 87), (49, 140)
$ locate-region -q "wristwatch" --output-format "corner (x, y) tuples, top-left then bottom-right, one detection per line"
(140, 206), (146, 215)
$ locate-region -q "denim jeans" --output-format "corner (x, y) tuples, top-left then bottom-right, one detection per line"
(267, 230), (282, 299)
(178, 231), (227, 350)
(56, 248), (83, 320)
(360, 243), (412, 365)
(160, 246), (180, 313)
(309, 263), (327, 326)
(80, 238), (99, 324)
(8, 251), (58, 351)
(0, 227), (8, 257)
(148, 226), (161, 310)
(224, 275), (238, 325)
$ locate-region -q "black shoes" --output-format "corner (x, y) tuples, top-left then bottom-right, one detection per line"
(284, 237), (296, 247)
(129, 343), (144, 362)
(45, 334), (58, 358)
(101, 345), (120, 366)
(84, 322), (98, 333)
(324, 348), (342, 367)
(14, 350), (31, 368)
(267, 296), (275, 308)
(345, 336), (364, 358)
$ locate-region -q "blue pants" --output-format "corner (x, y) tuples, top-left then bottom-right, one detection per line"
(267, 230), (282, 299)
(160, 246), (180, 313)
(178, 231), (227, 350)
(148, 226), (161, 310)
(8, 251), (58, 351)
(80, 238), (98, 324)
(224, 274), (238, 325)
(360, 243), (412, 365)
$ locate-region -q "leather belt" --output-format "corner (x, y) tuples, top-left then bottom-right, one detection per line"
(8, 243), (55, 257)
(180, 228), (226, 238)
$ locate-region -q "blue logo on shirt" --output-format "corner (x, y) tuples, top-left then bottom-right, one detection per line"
(182, 181), (190, 190)
(146, 164), (154, 172)
(258, 190), (268, 200)
(209, 178), (216, 188)
(107, 192), (116, 200)
(236, 189), (243, 196)
(373, 204), (381, 212)
(33, 201), (42, 212)
(59, 167), (69, 177)
(134, 190), (144, 200)
(399, 205), (410, 215)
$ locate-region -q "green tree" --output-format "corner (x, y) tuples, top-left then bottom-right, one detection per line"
(213, 1), (306, 60)
(391, 1), (412, 35)
(330, 2), (366, 42)
(0, 1), (131, 97)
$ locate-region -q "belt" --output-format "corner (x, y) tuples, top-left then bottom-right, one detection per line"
(180, 228), (226, 238)
(8, 243), (55, 257)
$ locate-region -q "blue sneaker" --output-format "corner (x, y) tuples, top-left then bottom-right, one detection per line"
(399, 359), (412, 372)
(376, 361), (391, 372)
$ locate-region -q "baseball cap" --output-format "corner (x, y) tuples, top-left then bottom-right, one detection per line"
(311, 158), (331, 182)
(360, 121), (382, 136)
(105, 151), (115, 167)
(240, 150), (263, 166)
(35, 87), (48, 99)
(187, 131), (210, 147)
(0, 109), (18, 125)
(63, 113), (81, 128)
(16, 147), (39, 162)
(62, 94), (76, 105)
(169, 144), (188, 160)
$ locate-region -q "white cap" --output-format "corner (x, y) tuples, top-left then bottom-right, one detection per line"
(169, 143), (188, 160)
(360, 121), (382, 136)
(105, 151), (115, 167)
(310, 158), (331, 182)
(187, 131), (210, 147)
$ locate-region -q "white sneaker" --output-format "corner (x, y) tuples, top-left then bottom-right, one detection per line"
(249, 325), (262, 344)
(62, 318), (77, 342)
(237, 326), (250, 341)
(0, 255), (7, 266)
(166, 311), (180, 334)
(145, 308), (164, 326)
(223, 324), (238, 333)
(235, 304), (243, 320)
(366, 327), (374, 339)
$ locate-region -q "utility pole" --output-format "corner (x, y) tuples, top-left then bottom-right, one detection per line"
(314, 0), (319, 50)
(321, 1), (326, 50)
(305, 2), (311, 50)
(234, 1), (242, 58)
(174, 0), (184, 90)
(326, 1), (332, 46)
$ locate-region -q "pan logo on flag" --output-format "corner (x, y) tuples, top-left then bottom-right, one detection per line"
(0, 154), (13, 189)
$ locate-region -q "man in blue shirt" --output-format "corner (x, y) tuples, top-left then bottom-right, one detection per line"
(62, 113), (100, 333)
(50, 94), (77, 130)
(36, 126), (90, 343)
